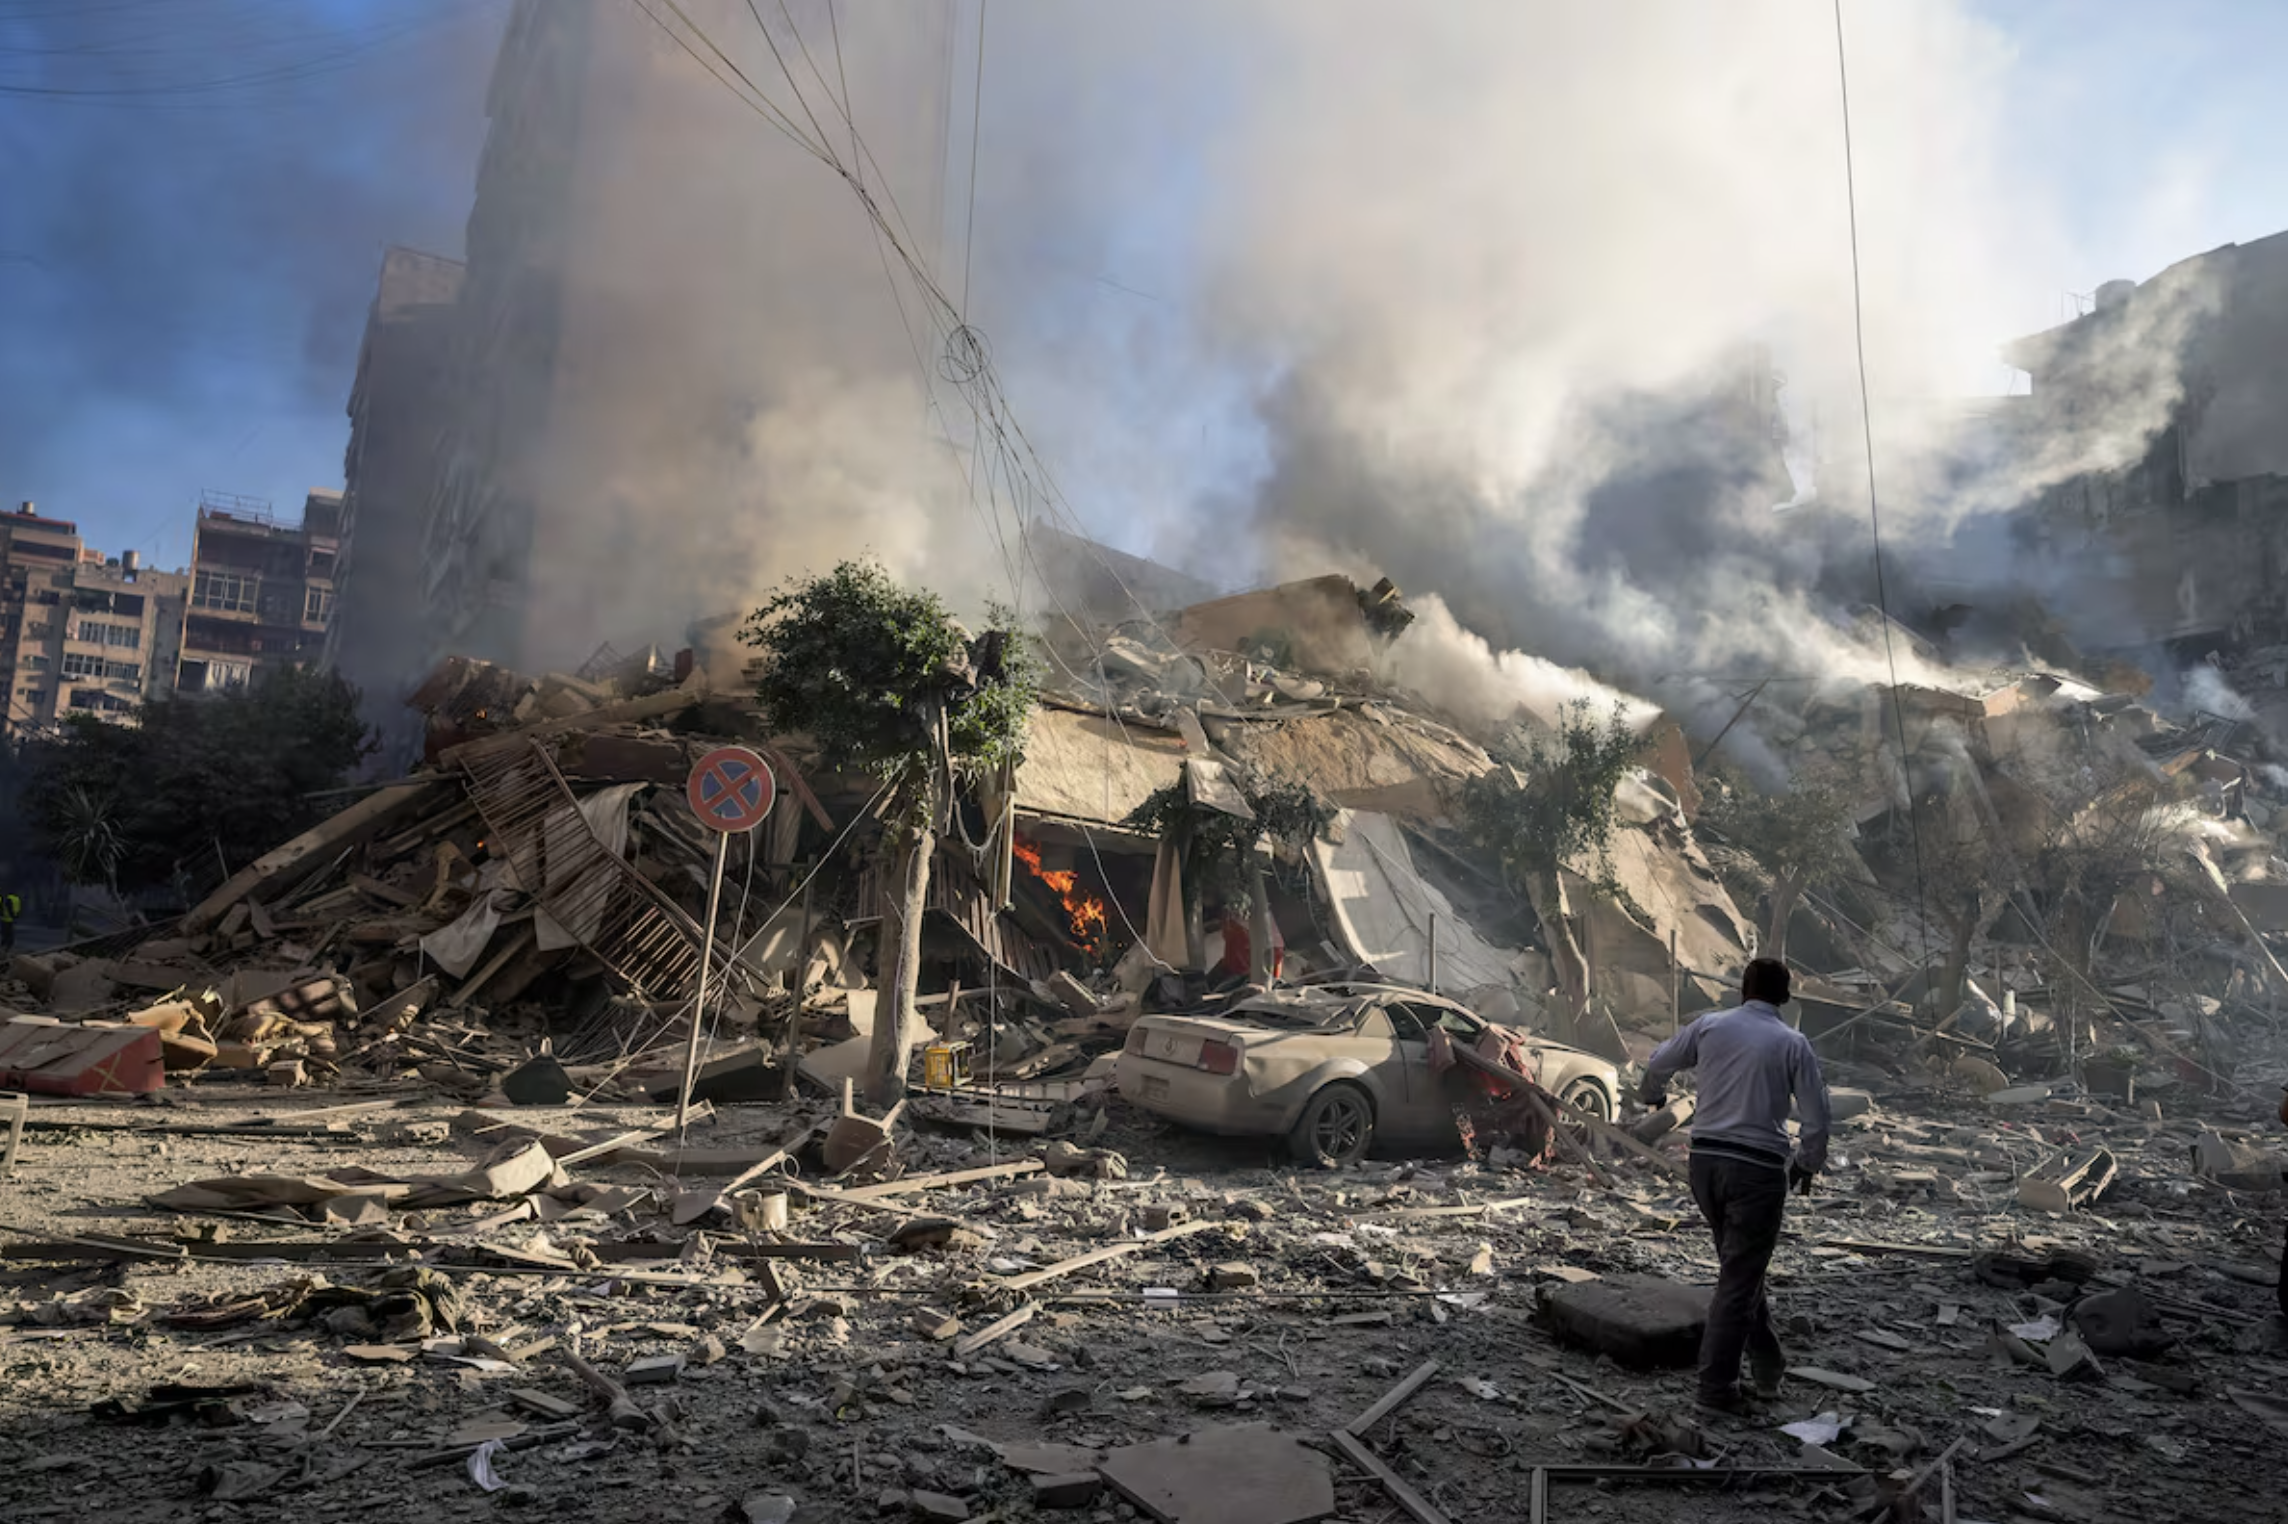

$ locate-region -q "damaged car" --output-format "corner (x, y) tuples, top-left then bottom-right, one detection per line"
(1114, 983), (1620, 1167)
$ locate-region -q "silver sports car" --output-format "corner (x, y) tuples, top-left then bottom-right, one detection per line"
(1115, 983), (1621, 1167)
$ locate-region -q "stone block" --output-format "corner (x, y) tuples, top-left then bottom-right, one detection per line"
(1539, 1273), (1711, 1370)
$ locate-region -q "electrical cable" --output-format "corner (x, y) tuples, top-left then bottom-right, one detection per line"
(1831, 0), (1936, 987)
(960, 0), (986, 318)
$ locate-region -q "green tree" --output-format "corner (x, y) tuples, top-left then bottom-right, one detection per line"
(742, 560), (1040, 1103)
(1458, 699), (1641, 1045)
(1124, 773), (1333, 972)
(20, 667), (372, 899)
(1701, 765), (1861, 959)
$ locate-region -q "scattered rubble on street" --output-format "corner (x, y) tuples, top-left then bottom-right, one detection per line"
(6, 572), (2288, 1523)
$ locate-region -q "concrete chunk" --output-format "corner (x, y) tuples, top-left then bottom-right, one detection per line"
(1538, 1273), (1710, 1370)
(1032, 1473), (1102, 1509)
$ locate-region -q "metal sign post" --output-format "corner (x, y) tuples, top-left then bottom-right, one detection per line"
(676, 746), (777, 1129)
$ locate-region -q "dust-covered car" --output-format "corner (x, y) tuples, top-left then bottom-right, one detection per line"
(1114, 983), (1621, 1167)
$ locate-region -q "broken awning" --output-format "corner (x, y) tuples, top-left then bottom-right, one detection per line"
(1309, 809), (1525, 992)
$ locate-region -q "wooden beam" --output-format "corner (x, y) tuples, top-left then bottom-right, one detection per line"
(1330, 1431), (1453, 1524)
(999, 1219), (1216, 1293)
(184, 778), (445, 933)
(1345, 1360), (1440, 1436)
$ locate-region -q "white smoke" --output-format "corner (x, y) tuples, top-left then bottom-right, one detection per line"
(2185, 664), (2256, 722)
(462, 0), (2206, 717)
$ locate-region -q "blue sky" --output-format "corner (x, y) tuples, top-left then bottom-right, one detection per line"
(3, 0), (2286, 574)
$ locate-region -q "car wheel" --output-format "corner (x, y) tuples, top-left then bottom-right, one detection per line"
(1289, 1082), (1375, 1168)
(1560, 1076), (1614, 1122)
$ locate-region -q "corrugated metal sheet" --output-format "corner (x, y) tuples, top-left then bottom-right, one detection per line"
(857, 846), (1063, 985)
(457, 739), (705, 1000)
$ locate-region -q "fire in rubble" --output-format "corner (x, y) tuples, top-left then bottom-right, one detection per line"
(1013, 837), (1109, 957)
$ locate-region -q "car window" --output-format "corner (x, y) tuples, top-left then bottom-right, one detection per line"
(1379, 1003), (1426, 1041)
(1398, 1001), (1479, 1038)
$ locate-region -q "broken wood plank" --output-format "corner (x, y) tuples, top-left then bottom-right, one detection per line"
(561, 1351), (648, 1431)
(1358, 1196), (1537, 1220)
(998, 1219), (1217, 1293)
(184, 778), (445, 933)
(350, 873), (420, 908)
(1331, 1430), (1453, 1524)
(1552, 1092), (1689, 1181)
(954, 1303), (1037, 1357)
(553, 1128), (664, 1169)
(715, 1121), (827, 1198)
(1346, 1359), (1441, 1436)
(1521, 1088), (1609, 1187)
(830, 1159), (1043, 1199)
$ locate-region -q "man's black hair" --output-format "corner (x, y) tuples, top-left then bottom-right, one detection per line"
(1741, 957), (1790, 1007)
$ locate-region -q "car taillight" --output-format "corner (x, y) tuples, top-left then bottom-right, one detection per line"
(1198, 1039), (1240, 1075)
(1124, 1025), (1147, 1054)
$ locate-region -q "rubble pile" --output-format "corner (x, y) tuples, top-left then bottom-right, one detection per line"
(6, 569), (2288, 1519)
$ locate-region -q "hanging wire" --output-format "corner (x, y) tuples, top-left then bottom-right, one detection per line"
(1831, 0), (1936, 989)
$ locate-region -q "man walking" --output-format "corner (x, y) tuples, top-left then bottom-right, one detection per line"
(1640, 956), (1829, 1413)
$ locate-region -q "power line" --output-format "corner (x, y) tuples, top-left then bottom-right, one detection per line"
(1831, 0), (1935, 985)
(960, 0), (986, 319)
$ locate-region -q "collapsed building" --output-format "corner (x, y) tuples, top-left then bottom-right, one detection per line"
(12, 521), (2287, 1146)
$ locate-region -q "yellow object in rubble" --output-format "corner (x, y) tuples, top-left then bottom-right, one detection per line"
(922, 1041), (973, 1091)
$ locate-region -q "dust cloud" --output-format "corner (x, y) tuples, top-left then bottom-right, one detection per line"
(474, 1), (2209, 723)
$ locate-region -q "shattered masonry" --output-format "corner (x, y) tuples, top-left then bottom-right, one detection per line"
(4, 558), (2288, 1524)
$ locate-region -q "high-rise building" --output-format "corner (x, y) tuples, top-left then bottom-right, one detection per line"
(178, 490), (340, 695)
(416, 0), (958, 677)
(328, 247), (465, 771)
(0, 502), (189, 735)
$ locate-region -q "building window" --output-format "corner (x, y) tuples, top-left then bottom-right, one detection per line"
(73, 589), (144, 618)
(305, 586), (333, 623)
(74, 620), (140, 648)
(68, 687), (132, 714)
(60, 652), (138, 683)
(25, 621), (50, 638)
(192, 570), (257, 613)
(185, 659), (251, 693)
(19, 653), (47, 671)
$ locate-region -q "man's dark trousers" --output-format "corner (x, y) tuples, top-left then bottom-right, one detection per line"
(2278, 1217), (2288, 1321)
(1689, 1151), (1789, 1399)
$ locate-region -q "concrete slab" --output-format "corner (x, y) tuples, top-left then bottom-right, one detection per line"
(1096, 1423), (1333, 1524)
(1539, 1273), (1711, 1369)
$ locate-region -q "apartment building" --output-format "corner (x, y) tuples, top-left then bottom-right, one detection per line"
(417, 0), (956, 675)
(327, 246), (464, 771)
(0, 502), (189, 734)
(179, 490), (340, 694)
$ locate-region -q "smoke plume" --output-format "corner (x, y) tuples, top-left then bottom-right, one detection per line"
(488, 1), (2218, 725)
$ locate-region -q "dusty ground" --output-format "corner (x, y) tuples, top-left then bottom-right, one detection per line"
(1, 1078), (2286, 1524)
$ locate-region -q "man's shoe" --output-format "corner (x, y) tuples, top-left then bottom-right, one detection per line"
(1749, 1357), (1785, 1400)
(1695, 1387), (1754, 1417)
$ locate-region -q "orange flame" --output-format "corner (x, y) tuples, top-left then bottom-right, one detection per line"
(1013, 838), (1108, 956)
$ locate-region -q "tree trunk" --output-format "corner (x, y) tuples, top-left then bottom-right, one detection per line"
(1525, 870), (1589, 1048)
(1764, 870), (1806, 960)
(1935, 889), (2003, 1021)
(1936, 907), (1974, 1022)
(868, 820), (935, 1107)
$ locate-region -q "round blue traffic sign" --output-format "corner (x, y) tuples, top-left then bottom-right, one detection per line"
(686, 746), (776, 833)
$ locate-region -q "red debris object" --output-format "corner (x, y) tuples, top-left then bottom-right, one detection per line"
(0, 1019), (165, 1096)
(1429, 1025), (1552, 1164)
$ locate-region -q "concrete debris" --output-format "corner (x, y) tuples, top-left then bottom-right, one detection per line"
(1537, 1274), (1711, 1369)
(13, 568), (2288, 1524)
